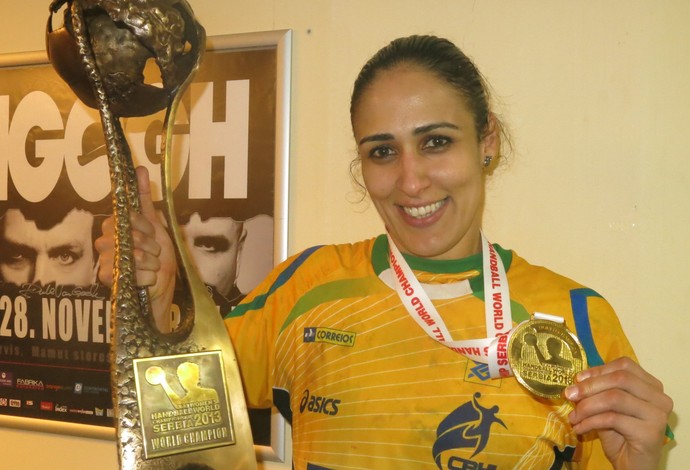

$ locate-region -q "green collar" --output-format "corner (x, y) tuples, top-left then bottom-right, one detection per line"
(371, 233), (513, 277)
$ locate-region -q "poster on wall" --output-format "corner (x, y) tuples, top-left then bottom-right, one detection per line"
(0, 30), (291, 462)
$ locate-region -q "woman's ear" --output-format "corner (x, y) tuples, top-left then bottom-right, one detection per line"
(480, 113), (500, 158)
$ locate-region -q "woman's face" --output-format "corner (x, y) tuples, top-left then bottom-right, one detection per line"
(353, 65), (496, 260)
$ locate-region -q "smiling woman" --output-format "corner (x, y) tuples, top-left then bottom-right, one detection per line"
(96, 35), (673, 470)
(354, 64), (493, 261)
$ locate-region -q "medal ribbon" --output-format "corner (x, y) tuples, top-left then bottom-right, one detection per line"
(387, 232), (514, 378)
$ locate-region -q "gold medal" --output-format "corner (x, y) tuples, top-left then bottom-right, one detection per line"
(508, 316), (587, 399)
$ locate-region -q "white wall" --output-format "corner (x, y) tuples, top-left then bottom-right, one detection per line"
(1, 1), (687, 468)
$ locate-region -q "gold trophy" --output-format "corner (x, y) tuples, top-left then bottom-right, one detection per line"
(45, 1), (257, 468)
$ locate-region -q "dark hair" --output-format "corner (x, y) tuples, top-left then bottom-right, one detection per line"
(6, 194), (101, 234)
(0, 170), (108, 245)
(350, 35), (493, 141)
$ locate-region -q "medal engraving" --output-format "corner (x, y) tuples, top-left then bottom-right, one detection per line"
(508, 318), (587, 399)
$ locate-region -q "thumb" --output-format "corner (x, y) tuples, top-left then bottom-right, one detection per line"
(136, 166), (157, 220)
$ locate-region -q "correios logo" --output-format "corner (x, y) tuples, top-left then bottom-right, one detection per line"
(432, 393), (506, 470)
(303, 327), (356, 347)
(299, 389), (340, 416)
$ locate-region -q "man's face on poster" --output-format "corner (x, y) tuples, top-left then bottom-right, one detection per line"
(0, 208), (97, 286)
(181, 213), (246, 298)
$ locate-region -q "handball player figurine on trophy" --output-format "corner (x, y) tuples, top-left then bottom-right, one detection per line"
(45, 1), (257, 468)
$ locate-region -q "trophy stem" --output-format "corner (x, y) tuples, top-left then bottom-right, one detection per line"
(67, 2), (152, 467)
(54, 2), (258, 468)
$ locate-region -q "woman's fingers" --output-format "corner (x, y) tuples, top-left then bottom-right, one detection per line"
(565, 357), (672, 469)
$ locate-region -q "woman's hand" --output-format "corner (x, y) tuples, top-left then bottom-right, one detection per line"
(94, 166), (178, 332)
(565, 357), (673, 469)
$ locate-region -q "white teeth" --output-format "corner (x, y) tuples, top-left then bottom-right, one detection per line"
(403, 200), (444, 218)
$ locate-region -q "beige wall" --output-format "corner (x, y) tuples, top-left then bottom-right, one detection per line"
(1, 1), (687, 468)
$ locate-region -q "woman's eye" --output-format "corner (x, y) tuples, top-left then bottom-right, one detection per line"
(368, 146), (395, 160)
(423, 135), (451, 150)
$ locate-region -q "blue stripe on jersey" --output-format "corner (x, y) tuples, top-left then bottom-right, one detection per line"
(224, 245), (324, 319)
(570, 288), (605, 367)
(571, 289), (675, 442)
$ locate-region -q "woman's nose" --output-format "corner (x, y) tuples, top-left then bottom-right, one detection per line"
(397, 151), (430, 196)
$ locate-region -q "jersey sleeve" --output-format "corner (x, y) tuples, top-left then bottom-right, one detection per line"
(569, 291), (638, 468)
(223, 304), (275, 409)
(222, 246), (324, 408)
(222, 257), (293, 408)
(580, 291), (637, 364)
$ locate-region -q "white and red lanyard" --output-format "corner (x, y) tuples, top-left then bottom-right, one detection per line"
(387, 232), (513, 378)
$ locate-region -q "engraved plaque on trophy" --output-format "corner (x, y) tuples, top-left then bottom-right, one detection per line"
(45, 1), (257, 468)
(134, 352), (235, 459)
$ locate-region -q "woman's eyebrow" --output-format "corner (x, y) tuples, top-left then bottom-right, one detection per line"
(413, 122), (459, 135)
(358, 122), (460, 145)
(358, 133), (394, 145)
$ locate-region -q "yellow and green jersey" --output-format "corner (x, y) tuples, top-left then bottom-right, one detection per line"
(225, 235), (634, 469)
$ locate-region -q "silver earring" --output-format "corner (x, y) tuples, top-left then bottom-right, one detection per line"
(483, 155), (493, 168)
